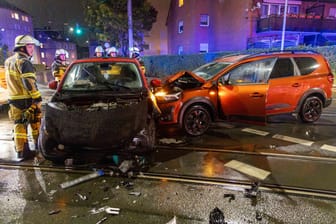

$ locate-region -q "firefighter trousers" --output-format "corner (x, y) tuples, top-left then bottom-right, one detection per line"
(8, 104), (41, 152)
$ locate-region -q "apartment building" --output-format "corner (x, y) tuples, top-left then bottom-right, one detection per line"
(167, 0), (336, 54)
(0, 0), (77, 66)
(0, 0), (39, 62)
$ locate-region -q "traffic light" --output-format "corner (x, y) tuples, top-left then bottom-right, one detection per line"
(75, 24), (82, 35)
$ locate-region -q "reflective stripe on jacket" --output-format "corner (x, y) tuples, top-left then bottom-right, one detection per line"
(5, 52), (42, 107)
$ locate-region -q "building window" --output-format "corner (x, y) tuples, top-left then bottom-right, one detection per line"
(179, 0), (184, 7)
(41, 52), (45, 58)
(288, 5), (299, 15)
(11, 12), (20, 20)
(178, 21), (184, 33)
(21, 15), (29, 22)
(200, 14), (209, 27)
(270, 4), (280, 15)
(329, 8), (336, 17)
(263, 3), (299, 17)
(178, 46), (183, 55)
(200, 43), (208, 53)
(261, 4), (269, 18)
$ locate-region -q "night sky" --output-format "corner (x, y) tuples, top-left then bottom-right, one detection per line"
(5, 0), (168, 31)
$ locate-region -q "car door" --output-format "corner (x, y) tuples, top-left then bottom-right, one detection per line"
(217, 58), (274, 122)
(266, 57), (302, 116)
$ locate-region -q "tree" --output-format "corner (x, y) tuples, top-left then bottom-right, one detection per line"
(85, 0), (157, 56)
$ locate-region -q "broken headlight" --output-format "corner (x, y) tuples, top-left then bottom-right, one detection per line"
(154, 90), (182, 103)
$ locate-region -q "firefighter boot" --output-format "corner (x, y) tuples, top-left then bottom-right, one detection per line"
(23, 142), (36, 159)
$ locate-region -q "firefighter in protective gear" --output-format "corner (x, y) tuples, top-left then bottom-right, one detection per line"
(106, 46), (118, 57)
(5, 34), (42, 160)
(51, 48), (68, 82)
(94, 46), (105, 57)
(130, 47), (146, 74)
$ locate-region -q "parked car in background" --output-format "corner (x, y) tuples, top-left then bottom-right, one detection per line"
(39, 57), (158, 163)
(151, 51), (334, 136)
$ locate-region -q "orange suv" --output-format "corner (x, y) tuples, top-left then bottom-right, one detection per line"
(151, 51), (334, 136)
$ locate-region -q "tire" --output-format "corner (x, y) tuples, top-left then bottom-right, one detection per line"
(299, 96), (323, 123)
(182, 105), (211, 136)
(38, 119), (67, 164)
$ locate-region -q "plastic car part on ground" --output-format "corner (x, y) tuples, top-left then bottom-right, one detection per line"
(60, 170), (104, 189)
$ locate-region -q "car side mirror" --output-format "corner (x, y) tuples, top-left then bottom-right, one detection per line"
(48, 80), (58, 90)
(150, 78), (162, 87)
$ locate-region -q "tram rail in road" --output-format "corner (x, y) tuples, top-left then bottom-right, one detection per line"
(1, 143), (336, 200)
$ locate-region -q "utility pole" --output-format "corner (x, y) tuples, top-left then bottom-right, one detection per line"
(280, 0), (288, 51)
(128, 0), (133, 58)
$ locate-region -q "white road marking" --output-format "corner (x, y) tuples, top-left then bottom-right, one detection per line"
(321, 144), (336, 153)
(272, 134), (314, 146)
(224, 160), (271, 180)
(241, 128), (269, 136)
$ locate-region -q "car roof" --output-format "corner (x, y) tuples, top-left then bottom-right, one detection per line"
(216, 50), (323, 63)
(71, 57), (140, 64)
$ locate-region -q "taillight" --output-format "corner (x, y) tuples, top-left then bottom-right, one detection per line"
(327, 73), (334, 83)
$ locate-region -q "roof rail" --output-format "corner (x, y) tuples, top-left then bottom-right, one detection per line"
(243, 49), (320, 59)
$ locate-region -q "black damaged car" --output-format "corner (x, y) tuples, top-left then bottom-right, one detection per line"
(38, 57), (159, 163)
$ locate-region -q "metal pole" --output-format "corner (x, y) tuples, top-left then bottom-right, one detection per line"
(280, 0), (288, 51)
(128, 0), (133, 58)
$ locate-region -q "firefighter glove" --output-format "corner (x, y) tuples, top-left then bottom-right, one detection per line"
(22, 104), (36, 123)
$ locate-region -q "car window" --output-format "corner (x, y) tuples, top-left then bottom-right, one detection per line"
(223, 58), (275, 85)
(62, 62), (143, 90)
(193, 61), (232, 80)
(269, 58), (294, 79)
(293, 57), (319, 75)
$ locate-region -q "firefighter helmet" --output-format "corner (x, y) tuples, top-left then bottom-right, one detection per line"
(14, 35), (40, 48)
(55, 49), (69, 60)
(106, 47), (118, 57)
(95, 46), (104, 54)
(130, 47), (140, 59)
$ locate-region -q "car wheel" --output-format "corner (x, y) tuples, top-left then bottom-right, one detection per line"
(146, 118), (156, 151)
(182, 105), (211, 136)
(299, 96), (323, 123)
(38, 119), (67, 164)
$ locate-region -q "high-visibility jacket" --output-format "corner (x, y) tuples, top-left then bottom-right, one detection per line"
(51, 59), (67, 82)
(5, 51), (42, 109)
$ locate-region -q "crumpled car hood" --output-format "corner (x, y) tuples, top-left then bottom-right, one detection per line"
(165, 70), (205, 84)
(44, 92), (148, 148)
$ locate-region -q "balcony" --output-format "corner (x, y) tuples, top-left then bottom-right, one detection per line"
(257, 15), (336, 33)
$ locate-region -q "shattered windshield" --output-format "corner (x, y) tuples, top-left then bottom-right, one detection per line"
(62, 62), (143, 91)
(192, 61), (231, 80)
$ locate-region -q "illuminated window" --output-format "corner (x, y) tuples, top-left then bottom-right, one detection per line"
(14, 13), (19, 20)
(329, 8), (336, 17)
(21, 16), (29, 22)
(178, 21), (184, 33)
(200, 43), (208, 53)
(200, 14), (209, 26)
(41, 52), (45, 58)
(178, 0), (184, 7)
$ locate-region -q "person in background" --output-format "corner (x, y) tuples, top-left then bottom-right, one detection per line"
(5, 34), (43, 160)
(94, 46), (105, 57)
(106, 46), (118, 57)
(130, 47), (146, 74)
(51, 48), (69, 82)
